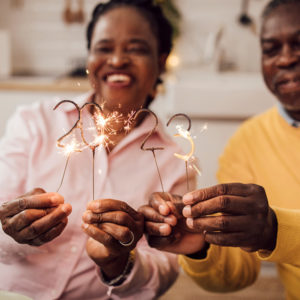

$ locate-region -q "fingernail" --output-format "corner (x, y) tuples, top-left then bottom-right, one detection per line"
(159, 224), (170, 235)
(50, 195), (61, 205)
(85, 212), (92, 222)
(62, 204), (72, 214)
(82, 223), (89, 230)
(186, 218), (194, 228)
(91, 202), (100, 211)
(159, 204), (168, 215)
(165, 216), (177, 226)
(182, 205), (192, 217)
(183, 194), (193, 204)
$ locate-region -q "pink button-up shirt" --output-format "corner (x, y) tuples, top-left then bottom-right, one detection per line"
(0, 93), (190, 300)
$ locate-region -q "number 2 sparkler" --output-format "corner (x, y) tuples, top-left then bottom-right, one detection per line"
(53, 100), (83, 192)
(134, 108), (165, 193)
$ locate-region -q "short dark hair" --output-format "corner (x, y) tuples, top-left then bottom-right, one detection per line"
(86, 0), (173, 56)
(262, 0), (300, 18)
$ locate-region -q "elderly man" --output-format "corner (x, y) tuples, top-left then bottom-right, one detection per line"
(140, 0), (300, 299)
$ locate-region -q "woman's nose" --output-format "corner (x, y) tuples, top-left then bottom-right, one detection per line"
(107, 52), (130, 68)
(276, 44), (299, 69)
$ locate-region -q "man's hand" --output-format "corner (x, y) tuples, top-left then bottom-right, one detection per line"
(82, 199), (144, 280)
(182, 183), (277, 252)
(0, 188), (72, 246)
(139, 192), (206, 255)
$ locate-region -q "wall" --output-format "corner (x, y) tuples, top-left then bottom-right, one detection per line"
(1, 0), (270, 76)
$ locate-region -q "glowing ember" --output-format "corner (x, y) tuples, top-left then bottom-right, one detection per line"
(173, 125), (195, 162)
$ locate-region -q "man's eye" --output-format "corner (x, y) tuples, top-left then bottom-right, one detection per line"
(262, 45), (279, 56)
(293, 41), (300, 50)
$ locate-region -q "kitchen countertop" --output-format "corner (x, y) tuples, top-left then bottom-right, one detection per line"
(0, 76), (91, 92)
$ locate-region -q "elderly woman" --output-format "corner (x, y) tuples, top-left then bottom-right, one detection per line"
(0, 1), (191, 299)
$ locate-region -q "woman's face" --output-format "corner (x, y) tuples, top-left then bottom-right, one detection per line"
(87, 6), (165, 114)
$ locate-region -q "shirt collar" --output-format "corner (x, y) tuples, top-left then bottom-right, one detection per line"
(277, 104), (300, 128)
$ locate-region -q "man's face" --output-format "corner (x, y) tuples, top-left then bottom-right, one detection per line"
(261, 4), (300, 113)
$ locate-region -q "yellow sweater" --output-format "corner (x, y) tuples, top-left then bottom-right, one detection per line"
(179, 107), (300, 300)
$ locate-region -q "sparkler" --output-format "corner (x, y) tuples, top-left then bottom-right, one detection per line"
(79, 102), (106, 200)
(167, 113), (193, 192)
(53, 100), (83, 192)
(134, 108), (165, 192)
(54, 98), (137, 199)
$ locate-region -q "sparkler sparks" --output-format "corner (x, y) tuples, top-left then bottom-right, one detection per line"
(54, 98), (138, 199)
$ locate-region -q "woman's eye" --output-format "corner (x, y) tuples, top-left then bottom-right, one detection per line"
(94, 47), (112, 53)
(127, 47), (149, 54)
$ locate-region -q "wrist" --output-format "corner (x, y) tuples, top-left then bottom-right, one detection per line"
(100, 252), (130, 280)
(263, 208), (278, 251)
(100, 251), (135, 286)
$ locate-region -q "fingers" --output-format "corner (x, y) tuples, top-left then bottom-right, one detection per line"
(182, 195), (260, 218)
(22, 188), (46, 197)
(4, 209), (47, 232)
(149, 193), (172, 216)
(82, 210), (137, 232)
(82, 223), (119, 249)
(0, 193), (64, 219)
(17, 204), (72, 241)
(187, 215), (261, 233)
(183, 183), (251, 205)
(138, 205), (177, 226)
(145, 221), (172, 236)
(28, 218), (68, 247)
(97, 223), (134, 244)
(87, 199), (141, 221)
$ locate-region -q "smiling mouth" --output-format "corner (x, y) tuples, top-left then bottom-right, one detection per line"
(276, 77), (300, 92)
(105, 73), (132, 85)
(278, 77), (300, 86)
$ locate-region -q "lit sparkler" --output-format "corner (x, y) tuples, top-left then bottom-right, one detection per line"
(167, 113), (193, 191)
(134, 108), (165, 192)
(79, 102), (106, 200)
(53, 100), (83, 192)
(54, 98), (138, 199)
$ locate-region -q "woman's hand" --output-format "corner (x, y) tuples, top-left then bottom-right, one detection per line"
(139, 192), (206, 255)
(0, 188), (72, 246)
(82, 199), (144, 280)
(182, 183), (277, 252)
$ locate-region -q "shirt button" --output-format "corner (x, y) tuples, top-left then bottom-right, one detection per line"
(71, 246), (77, 253)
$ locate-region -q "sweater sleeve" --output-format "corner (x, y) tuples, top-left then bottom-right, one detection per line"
(179, 245), (260, 292)
(257, 206), (300, 266)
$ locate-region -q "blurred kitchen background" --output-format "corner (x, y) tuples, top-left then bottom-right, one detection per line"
(0, 0), (285, 299)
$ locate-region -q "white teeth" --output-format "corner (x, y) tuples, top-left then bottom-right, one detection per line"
(106, 74), (131, 83)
